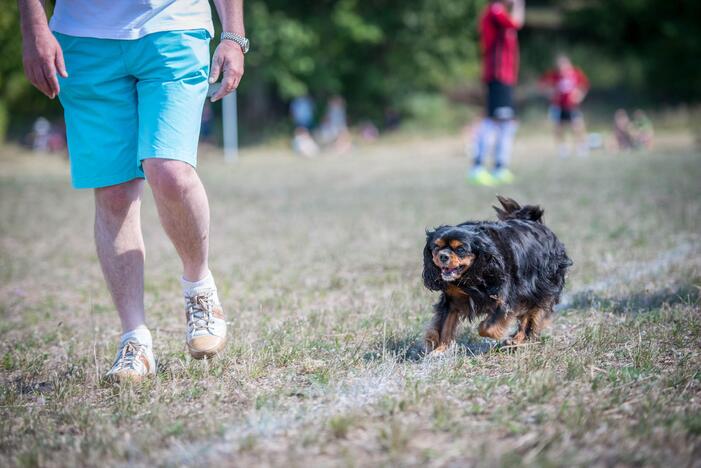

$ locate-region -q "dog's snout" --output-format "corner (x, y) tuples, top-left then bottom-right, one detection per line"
(439, 253), (450, 263)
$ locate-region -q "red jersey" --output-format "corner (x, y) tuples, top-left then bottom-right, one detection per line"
(540, 67), (589, 109)
(479, 3), (521, 85)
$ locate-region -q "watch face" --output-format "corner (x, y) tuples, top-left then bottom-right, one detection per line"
(242, 38), (250, 54)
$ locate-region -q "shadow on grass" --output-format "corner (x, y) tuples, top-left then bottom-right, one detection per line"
(561, 283), (700, 314)
(364, 331), (495, 363)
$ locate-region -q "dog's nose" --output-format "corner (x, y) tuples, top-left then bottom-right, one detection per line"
(439, 253), (450, 263)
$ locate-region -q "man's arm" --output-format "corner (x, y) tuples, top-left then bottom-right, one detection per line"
(18, 0), (68, 99)
(492, 0), (525, 30)
(209, 0), (245, 102)
(509, 0), (525, 29)
(573, 68), (590, 104)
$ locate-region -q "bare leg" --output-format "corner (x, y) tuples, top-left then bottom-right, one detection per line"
(572, 117), (588, 156)
(142, 159), (210, 282)
(556, 123), (568, 158)
(94, 179), (146, 333)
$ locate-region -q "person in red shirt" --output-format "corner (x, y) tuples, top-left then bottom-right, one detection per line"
(469, 0), (525, 186)
(540, 54), (590, 157)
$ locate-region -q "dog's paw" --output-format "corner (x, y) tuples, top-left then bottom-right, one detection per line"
(499, 335), (529, 352)
(424, 329), (440, 353)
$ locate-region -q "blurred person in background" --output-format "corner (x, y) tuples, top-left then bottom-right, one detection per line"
(540, 54), (590, 158)
(632, 109), (655, 150)
(30, 116), (51, 152)
(19, 0), (247, 382)
(469, 0), (525, 187)
(290, 94), (315, 131)
(290, 94), (319, 157)
(613, 109), (636, 152)
(292, 127), (320, 158)
(319, 95), (352, 154)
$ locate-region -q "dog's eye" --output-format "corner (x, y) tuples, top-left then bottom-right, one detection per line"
(455, 247), (467, 255)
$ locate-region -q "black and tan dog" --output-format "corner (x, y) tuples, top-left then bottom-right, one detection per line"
(422, 196), (572, 353)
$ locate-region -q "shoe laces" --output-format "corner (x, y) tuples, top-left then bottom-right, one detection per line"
(186, 290), (216, 334)
(110, 340), (147, 373)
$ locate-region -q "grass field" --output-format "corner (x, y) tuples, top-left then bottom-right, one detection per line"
(1, 133), (700, 467)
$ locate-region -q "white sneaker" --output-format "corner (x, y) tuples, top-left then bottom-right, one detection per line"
(185, 287), (227, 359)
(105, 339), (156, 383)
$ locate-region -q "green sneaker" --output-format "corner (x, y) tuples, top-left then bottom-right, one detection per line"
(468, 166), (496, 186)
(492, 168), (515, 185)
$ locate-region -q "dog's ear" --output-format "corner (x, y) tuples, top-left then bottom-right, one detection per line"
(470, 235), (506, 290)
(492, 195), (521, 221)
(497, 195), (521, 213)
(494, 196), (544, 223)
(422, 230), (443, 291)
(494, 196), (521, 220)
(471, 235), (497, 260)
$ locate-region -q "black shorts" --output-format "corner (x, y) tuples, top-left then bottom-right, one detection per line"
(486, 80), (515, 120)
(550, 106), (582, 123)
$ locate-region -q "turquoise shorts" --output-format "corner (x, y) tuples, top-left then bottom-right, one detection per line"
(56, 29), (210, 189)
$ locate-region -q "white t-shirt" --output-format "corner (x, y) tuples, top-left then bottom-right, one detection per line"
(49, 0), (214, 40)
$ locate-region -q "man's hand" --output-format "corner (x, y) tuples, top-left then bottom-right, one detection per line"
(208, 41), (244, 102)
(510, 0), (526, 28)
(22, 25), (68, 99)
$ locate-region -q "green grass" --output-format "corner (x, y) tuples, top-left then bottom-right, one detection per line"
(0, 132), (700, 467)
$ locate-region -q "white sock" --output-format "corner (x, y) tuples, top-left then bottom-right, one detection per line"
(181, 271), (217, 297)
(120, 324), (152, 349)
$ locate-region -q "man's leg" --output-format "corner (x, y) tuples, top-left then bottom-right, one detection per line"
(142, 159), (209, 282)
(473, 118), (497, 168)
(142, 158), (226, 359)
(96, 179), (156, 382)
(494, 119), (518, 176)
(132, 30), (225, 359)
(556, 122), (569, 159)
(94, 179), (146, 333)
(572, 114), (589, 157)
(469, 118), (498, 185)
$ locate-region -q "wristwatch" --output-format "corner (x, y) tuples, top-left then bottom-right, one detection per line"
(220, 32), (250, 54)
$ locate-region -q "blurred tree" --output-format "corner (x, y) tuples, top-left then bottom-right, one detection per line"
(1, 0), (698, 141)
(0, 1), (61, 140)
(239, 0), (483, 124)
(564, 0), (701, 102)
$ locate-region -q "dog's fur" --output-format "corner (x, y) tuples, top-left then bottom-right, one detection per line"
(422, 196), (572, 352)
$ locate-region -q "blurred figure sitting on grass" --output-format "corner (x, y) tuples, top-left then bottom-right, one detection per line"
(613, 109), (636, 151)
(290, 94), (315, 131)
(290, 94), (320, 157)
(469, 0), (525, 187)
(28, 116), (66, 153)
(540, 54), (590, 158)
(318, 95), (352, 154)
(612, 109), (655, 153)
(632, 109), (655, 150)
(292, 127), (320, 158)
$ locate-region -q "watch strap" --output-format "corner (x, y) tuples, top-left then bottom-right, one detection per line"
(220, 32), (249, 54)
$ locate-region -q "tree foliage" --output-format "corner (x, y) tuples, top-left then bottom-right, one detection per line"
(564, 0), (701, 102)
(240, 0), (484, 120)
(0, 0), (699, 140)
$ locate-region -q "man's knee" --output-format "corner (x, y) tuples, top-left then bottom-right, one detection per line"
(95, 180), (143, 217)
(142, 159), (198, 201)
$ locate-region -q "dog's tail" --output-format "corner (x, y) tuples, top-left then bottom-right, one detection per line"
(493, 195), (544, 223)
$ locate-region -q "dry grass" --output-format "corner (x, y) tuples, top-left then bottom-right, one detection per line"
(1, 133), (700, 467)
